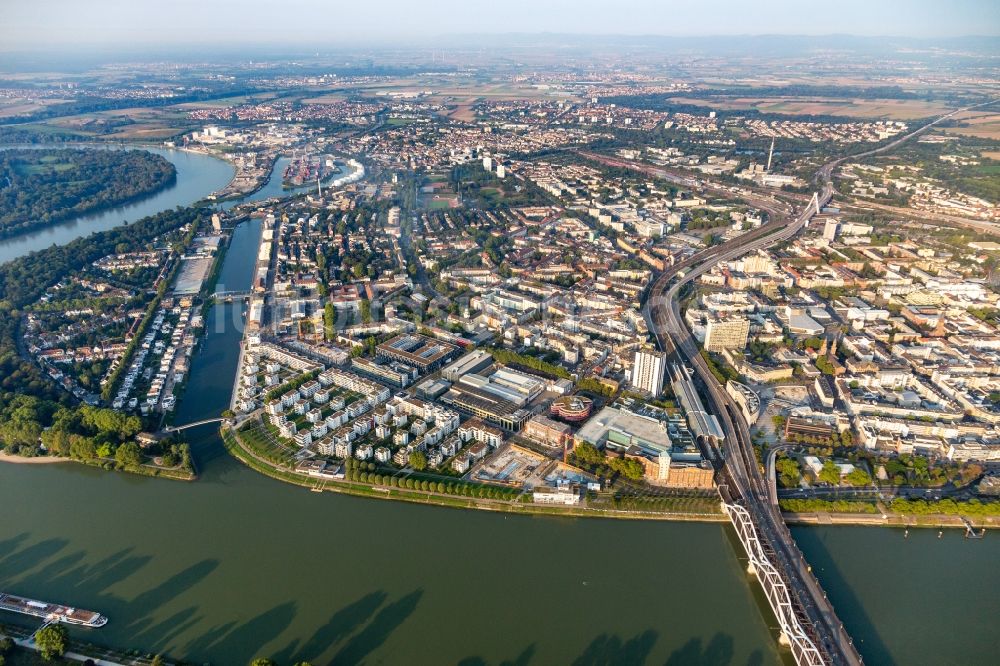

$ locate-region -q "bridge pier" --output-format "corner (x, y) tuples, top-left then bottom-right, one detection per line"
(778, 631), (791, 647)
(747, 562), (758, 576)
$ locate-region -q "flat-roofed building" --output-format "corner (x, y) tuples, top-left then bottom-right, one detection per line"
(352, 357), (419, 387)
(525, 414), (574, 448)
(442, 383), (530, 430)
(376, 333), (459, 372)
(631, 348), (666, 396)
(441, 349), (494, 382)
(785, 416), (836, 442)
(550, 395), (594, 422)
(575, 407), (672, 460)
(704, 315), (750, 352)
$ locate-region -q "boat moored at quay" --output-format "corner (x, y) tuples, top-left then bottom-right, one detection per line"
(0, 592), (108, 628)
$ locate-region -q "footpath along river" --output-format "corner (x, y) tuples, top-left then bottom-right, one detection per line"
(0, 161), (997, 664)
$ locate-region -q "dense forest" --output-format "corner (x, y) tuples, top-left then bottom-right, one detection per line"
(0, 205), (205, 456)
(0, 148), (176, 237)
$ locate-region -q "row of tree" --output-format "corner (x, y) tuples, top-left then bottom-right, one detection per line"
(488, 347), (571, 380)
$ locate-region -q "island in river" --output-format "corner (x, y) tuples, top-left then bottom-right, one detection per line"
(0, 148), (176, 238)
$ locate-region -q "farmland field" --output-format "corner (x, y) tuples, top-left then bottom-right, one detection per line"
(942, 113), (1000, 140)
(666, 96), (954, 119)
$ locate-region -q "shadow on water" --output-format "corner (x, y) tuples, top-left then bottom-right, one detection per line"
(572, 630), (659, 666)
(0, 520), (422, 665)
(790, 529), (894, 666)
(176, 589), (423, 664)
(457, 644), (536, 666)
(664, 634), (738, 666)
(0, 532), (30, 561)
(457, 631), (764, 666)
(330, 589), (424, 665)
(0, 533), (220, 656)
(184, 601), (298, 663)
(719, 522), (794, 664)
(0, 537), (69, 576)
(272, 591), (388, 664)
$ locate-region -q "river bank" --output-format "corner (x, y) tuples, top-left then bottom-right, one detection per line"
(0, 147), (179, 241)
(0, 145), (233, 263)
(222, 424), (727, 522)
(1, 622), (157, 665)
(783, 510), (998, 530)
(0, 450), (195, 481)
(225, 418), (1000, 529)
(0, 451), (70, 465)
(176, 145), (276, 202)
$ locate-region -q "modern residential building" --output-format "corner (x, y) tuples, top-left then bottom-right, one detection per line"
(704, 315), (750, 352)
(631, 348), (666, 396)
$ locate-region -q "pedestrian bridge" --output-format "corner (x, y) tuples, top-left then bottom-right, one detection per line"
(214, 290), (254, 301)
(161, 417), (226, 434)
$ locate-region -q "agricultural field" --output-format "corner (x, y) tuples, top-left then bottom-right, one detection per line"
(13, 153), (76, 175)
(172, 91), (281, 109)
(0, 96), (72, 119)
(943, 112), (1000, 140)
(667, 96), (954, 120)
(13, 106), (194, 141)
(301, 93), (349, 104)
(445, 101), (477, 122)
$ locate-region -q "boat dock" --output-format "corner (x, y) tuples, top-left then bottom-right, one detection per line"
(0, 592), (107, 628)
(961, 517), (986, 539)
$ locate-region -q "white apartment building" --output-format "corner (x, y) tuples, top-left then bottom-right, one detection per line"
(631, 349), (667, 396)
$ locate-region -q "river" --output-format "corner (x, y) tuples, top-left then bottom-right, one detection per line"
(0, 157), (997, 665)
(0, 146), (234, 264)
(0, 148), (353, 264)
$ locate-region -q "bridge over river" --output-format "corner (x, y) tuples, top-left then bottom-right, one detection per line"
(159, 416), (227, 434)
(626, 105), (975, 665)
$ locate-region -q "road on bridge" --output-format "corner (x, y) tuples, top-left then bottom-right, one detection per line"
(622, 106), (983, 665)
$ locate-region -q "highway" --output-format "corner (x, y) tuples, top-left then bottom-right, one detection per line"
(649, 183), (861, 665)
(605, 108), (981, 665)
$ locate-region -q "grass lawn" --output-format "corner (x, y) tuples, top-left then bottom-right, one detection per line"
(12, 153), (78, 176)
(386, 117), (418, 126)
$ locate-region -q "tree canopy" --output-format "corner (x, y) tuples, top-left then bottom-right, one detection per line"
(35, 624), (68, 661)
(0, 148), (176, 237)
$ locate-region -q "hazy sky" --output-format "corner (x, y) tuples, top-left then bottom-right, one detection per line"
(3, 0), (998, 50)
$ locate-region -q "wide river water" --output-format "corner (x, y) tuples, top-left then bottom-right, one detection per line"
(0, 150), (998, 665)
(0, 146), (342, 263)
